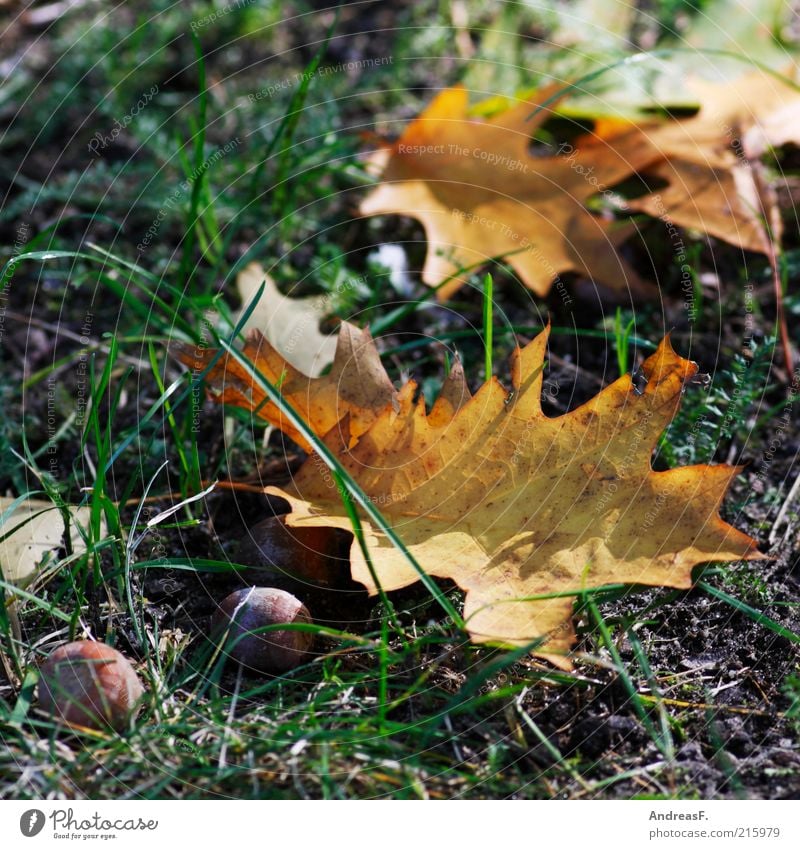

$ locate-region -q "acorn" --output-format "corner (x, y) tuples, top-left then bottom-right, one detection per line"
(38, 640), (145, 731)
(212, 587), (314, 674)
(236, 515), (345, 590)
(235, 515), (369, 630)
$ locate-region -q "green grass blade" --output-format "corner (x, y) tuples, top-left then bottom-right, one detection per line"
(249, 20), (334, 204)
(331, 467), (401, 632)
(9, 665), (39, 725)
(483, 273), (493, 378)
(0, 579), (72, 622)
(698, 580), (800, 643)
(179, 31), (209, 285)
(584, 594), (667, 755)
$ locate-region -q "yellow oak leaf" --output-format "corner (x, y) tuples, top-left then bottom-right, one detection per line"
(625, 69), (800, 252)
(359, 84), (656, 299)
(173, 322), (397, 452)
(235, 262), (338, 378)
(261, 324), (761, 668)
(360, 72), (800, 299)
(0, 498), (102, 588)
(633, 69), (800, 170)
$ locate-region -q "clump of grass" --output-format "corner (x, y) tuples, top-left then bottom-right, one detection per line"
(656, 336), (776, 468)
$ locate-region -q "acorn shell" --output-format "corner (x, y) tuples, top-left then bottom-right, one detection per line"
(212, 587), (314, 674)
(236, 515), (342, 589)
(38, 641), (144, 731)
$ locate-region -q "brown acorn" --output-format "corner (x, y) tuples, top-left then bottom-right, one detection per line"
(38, 640), (145, 731)
(236, 515), (344, 590)
(212, 587), (314, 674)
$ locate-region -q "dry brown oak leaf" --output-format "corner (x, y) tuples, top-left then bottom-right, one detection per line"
(361, 73), (800, 299)
(359, 84), (658, 300)
(265, 324), (761, 668)
(173, 323), (397, 452)
(628, 69), (800, 170)
(622, 69), (800, 254)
